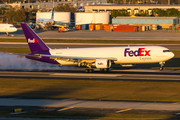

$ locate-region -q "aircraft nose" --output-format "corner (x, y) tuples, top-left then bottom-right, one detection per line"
(13, 27), (17, 32)
(169, 52), (175, 59)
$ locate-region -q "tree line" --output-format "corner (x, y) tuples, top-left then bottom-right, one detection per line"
(108, 0), (180, 4)
(0, 3), (76, 23)
(1, 4), (180, 22)
(110, 8), (180, 18)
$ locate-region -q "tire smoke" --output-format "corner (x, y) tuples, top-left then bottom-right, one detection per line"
(0, 52), (76, 71)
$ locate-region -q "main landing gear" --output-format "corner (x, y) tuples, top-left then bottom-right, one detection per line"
(159, 62), (165, 71)
(85, 69), (94, 73)
(100, 68), (109, 72)
(85, 68), (110, 73)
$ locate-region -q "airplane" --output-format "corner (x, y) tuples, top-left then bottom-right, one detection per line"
(21, 23), (174, 73)
(0, 23), (17, 36)
(34, 8), (55, 30)
(35, 8), (69, 31)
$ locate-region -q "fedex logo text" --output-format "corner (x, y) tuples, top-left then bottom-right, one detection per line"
(124, 48), (151, 57)
(98, 62), (104, 65)
(28, 38), (39, 43)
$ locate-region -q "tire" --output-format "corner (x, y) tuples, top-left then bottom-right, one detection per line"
(104, 68), (109, 72)
(89, 69), (93, 73)
(160, 67), (164, 71)
(85, 69), (89, 73)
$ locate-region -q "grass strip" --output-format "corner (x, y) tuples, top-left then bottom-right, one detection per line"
(1, 38), (180, 44)
(0, 110), (173, 119)
(0, 47), (30, 54)
(1, 78), (180, 102)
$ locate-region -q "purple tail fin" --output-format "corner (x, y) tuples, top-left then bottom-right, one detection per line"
(21, 23), (50, 53)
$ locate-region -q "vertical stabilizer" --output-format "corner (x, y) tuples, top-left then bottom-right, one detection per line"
(21, 23), (50, 53)
(51, 8), (54, 20)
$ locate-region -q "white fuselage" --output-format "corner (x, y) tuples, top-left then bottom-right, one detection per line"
(49, 46), (174, 66)
(0, 23), (17, 33)
(36, 18), (55, 27)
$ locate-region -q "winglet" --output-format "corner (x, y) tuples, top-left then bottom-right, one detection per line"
(21, 23), (50, 53)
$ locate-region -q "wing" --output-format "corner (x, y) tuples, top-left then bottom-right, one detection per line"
(27, 54), (118, 63)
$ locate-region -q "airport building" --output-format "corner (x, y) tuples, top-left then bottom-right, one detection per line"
(112, 17), (179, 29)
(36, 11), (71, 23)
(75, 12), (110, 25)
(1, 0), (107, 10)
(84, 4), (180, 13)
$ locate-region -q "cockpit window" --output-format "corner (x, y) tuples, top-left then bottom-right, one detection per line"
(163, 50), (171, 52)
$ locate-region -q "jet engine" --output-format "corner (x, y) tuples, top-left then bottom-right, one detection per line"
(94, 59), (111, 68)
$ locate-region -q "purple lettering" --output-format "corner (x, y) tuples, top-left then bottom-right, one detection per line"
(129, 51), (133, 57)
(124, 48), (151, 57)
(134, 50), (139, 56)
(124, 48), (130, 57)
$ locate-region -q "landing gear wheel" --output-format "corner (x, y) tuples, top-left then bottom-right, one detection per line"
(89, 69), (94, 73)
(85, 69), (89, 73)
(104, 68), (109, 72)
(160, 67), (164, 71)
(85, 69), (94, 73)
(100, 68), (109, 72)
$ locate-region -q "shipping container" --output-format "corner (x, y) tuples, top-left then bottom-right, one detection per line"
(76, 25), (81, 30)
(95, 24), (100, 30)
(95, 24), (104, 30)
(152, 24), (157, 30)
(81, 24), (89, 30)
(138, 26), (142, 31)
(104, 24), (110, 31)
(89, 24), (95, 31)
(146, 26), (149, 31)
(142, 26), (146, 31)
(100, 24), (104, 30)
(149, 25), (152, 30)
(113, 26), (137, 32)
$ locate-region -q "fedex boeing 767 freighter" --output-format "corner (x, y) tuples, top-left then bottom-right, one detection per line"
(21, 23), (174, 73)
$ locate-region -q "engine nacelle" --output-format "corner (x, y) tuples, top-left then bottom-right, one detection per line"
(95, 59), (111, 68)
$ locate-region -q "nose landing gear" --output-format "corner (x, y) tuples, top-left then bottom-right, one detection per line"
(159, 62), (165, 71)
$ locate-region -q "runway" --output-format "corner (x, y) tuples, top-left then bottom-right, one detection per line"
(2, 29), (180, 40)
(1, 98), (180, 111)
(1, 29), (180, 119)
(0, 69), (180, 82)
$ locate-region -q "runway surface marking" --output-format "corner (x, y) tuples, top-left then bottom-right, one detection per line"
(57, 107), (74, 112)
(116, 108), (132, 113)
(1, 98), (180, 110)
(112, 69), (160, 72)
(51, 73), (120, 77)
(0, 71), (180, 81)
(50, 73), (180, 79)
(176, 113), (180, 115)
(9, 112), (27, 115)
